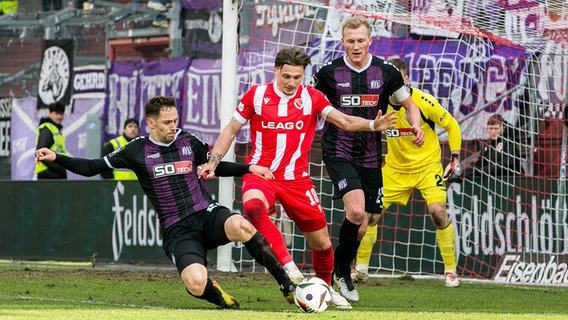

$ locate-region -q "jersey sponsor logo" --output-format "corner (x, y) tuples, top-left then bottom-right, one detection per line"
(260, 120), (304, 130)
(340, 94), (379, 107)
(153, 160), (193, 178)
(337, 82), (350, 88)
(147, 152), (160, 159)
(237, 102), (245, 112)
(263, 97), (271, 104)
(384, 128), (414, 137)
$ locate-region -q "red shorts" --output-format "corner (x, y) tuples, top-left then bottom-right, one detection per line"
(242, 174), (327, 233)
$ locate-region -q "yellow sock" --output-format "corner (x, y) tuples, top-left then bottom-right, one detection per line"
(437, 223), (457, 271)
(356, 224), (378, 266)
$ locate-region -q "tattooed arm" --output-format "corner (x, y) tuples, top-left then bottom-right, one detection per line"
(198, 117), (245, 179)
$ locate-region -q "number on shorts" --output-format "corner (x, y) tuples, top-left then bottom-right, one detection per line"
(305, 187), (321, 207)
(435, 174), (444, 186)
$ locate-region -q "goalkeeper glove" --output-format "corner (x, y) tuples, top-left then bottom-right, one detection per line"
(443, 154), (462, 183)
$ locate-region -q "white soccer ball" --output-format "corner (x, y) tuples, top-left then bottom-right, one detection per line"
(293, 277), (332, 313)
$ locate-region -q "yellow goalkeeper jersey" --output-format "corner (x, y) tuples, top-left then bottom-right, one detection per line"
(384, 87), (461, 173)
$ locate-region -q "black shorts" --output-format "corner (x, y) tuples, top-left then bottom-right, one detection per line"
(162, 203), (237, 272)
(323, 157), (384, 214)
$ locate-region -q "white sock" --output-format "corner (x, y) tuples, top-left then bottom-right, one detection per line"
(283, 261), (299, 272)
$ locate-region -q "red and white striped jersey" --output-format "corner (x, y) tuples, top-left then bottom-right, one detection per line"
(234, 82), (334, 181)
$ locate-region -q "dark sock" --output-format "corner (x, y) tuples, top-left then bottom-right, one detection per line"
(334, 219), (362, 278)
(189, 278), (224, 307)
(244, 232), (292, 291)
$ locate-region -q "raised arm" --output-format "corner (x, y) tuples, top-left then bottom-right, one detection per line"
(325, 108), (397, 132)
(35, 148), (109, 177)
(198, 118), (245, 178)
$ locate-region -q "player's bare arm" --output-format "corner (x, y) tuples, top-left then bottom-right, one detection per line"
(199, 117), (244, 178)
(325, 109), (396, 132)
(400, 97), (425, 147)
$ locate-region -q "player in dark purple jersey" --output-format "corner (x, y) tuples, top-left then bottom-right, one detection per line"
(312, 16), (424, 302)
(35, 95), (296, 309)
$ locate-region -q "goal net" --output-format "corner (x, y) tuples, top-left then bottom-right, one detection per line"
(227, 0), (568, 285)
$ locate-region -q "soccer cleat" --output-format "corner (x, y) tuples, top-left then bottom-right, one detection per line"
(329, 287), (352, 309)
(350, 268), (368, 284)
(445, 271), (460, 287)
(212, 281), (240, 309)
(280, 281), (296, 304)
(147, 0), (168, 11)
(335, 275), (360, 302)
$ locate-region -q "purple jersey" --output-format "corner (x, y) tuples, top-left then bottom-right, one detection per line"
(105, 129), (212, 229)
(313, 55), (405, 168)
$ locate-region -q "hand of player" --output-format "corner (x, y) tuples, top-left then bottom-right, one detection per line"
(443, 155), (463, 183)
(410, 125), (424, 147)
(35, 148), (56, 165)
(249, 164), (274, 180)
(197, 162), (216, 179)
(372, 110), (396, 131)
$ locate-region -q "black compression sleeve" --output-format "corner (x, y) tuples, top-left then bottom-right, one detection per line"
(214, 161), (251, 177)
(54, 155), (110, 177)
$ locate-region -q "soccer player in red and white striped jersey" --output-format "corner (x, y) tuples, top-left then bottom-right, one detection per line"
(200, 46), (396, 309)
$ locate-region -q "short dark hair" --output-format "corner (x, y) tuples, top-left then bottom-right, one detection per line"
(124, 118), (139, 128)
(274, 47), (311, 70)
(48, 102), (65, 114)
(144, 96), (176, 119)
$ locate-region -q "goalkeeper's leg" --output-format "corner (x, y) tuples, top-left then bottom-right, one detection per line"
(351, 223), (377, 283)
(430, 202), (459, 287)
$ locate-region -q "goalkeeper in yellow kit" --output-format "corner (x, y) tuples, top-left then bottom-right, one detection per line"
(351, 58), (462, 287)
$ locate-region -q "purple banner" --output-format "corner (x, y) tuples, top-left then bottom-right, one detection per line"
(104, 58), (189, 142)
(181, 0), (221, 10)
(11, 97), (104, 180)
(367, 37), (528, 140)
(240, 1), (323, 51)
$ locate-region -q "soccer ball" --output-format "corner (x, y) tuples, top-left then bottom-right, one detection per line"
(293, 277), (332, 313)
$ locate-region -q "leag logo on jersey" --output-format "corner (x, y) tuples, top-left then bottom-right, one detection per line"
(340, 94), (379, 107)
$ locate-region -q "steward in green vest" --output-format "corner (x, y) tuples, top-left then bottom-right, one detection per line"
(35, 102), (68, 179)
(101, 117), (140, 180)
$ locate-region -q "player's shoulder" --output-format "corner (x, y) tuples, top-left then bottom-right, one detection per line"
(317, 56), (345, 72)
(411, 87), (440, 107)
(128, 135), (146, 145)
(180, 130), (208, 147)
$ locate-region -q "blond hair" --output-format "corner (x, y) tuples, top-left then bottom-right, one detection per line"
(341, 16), (371, 37)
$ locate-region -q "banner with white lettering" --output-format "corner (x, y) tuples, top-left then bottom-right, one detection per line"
(494, 253), (568, 285)
(72, 65), (106, 98)
(105, 58), (189, 142)
(239, 0), (324, 51)
(410, 0), (463, 38)
(367, 37), (528, 140)
(11, 97), (104, 180)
